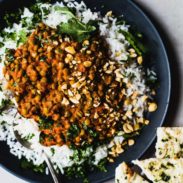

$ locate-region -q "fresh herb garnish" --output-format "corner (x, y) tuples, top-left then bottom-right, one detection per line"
(21, 158), (46, 173)
(167, 162), (174, 167)
(23, 133), (35, 141)
(0, 42), (4, 48)
(39, 117), (54, 129)
(17, 29), (28, 45)
(40, 55), (47, 61)
(50, 148), (55, 156)
(67, 124), (80, 139)
(65, 145), (107, 182)
(0, 84), (2, 91)
(65, 146), (94, 182)
(0, 99), (12, 115)
(0, 121), (7, 125)
(96, 158), (107, 172)
(6, 32), (17, 41)
(5, 49), (15, 62)
(180, 143), (183, 149)
(4, 9), (22, 27)
(120, 30), (146, 56)
(161, 172), (171, 182)
(162, 138), (168, 142)
(83, 123), (99, 140)
(146, 69), (157, 86)
(56, 7), (96, 42)
(30, 3), (42, 24)
(54, 6), (75, 19)
(122, 131), (139, 139)
(161, 164), (168, 169)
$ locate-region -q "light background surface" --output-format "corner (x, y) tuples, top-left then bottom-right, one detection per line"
(1, 0), (183, 182)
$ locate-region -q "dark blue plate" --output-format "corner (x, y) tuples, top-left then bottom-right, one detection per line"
(0, 0), (171, 182)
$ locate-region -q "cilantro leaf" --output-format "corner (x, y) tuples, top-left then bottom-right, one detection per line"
(18, 29), (27, 45)
(56, 7), (96, 42)
(54, 6), (75, 19)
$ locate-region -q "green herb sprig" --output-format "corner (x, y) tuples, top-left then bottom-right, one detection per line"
(21, 158), (46, 173)
(0, 99), (12, 115)
(120, 30), (147, 56)
(56, 7), (96, 42)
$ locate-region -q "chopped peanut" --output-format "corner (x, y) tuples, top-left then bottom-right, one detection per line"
(148, 102), (157, 112)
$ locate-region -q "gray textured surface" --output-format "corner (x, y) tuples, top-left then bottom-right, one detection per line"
(1, 0), (183, 182)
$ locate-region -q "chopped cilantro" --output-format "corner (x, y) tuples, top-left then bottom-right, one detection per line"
(180, 143), (183, 149)
(161, 164), (168, 169)
(161, 172), (170, 182)
(162, 138), (168, 142)
(23, 133), (35, 141)
(67, 124), (80, 139)
(21, 158), (46, 173)
(167, 162), (174, 167)
(0, 99), (12, 115)
(40, 55), (47, 61)
(50, 148), (55, 156)
(5, 49), (15, 62)
(0, 42), (4, 48)
(96, 158), (107, 172)
(39, 117), (54, 130)
(0, 121), (7, 125)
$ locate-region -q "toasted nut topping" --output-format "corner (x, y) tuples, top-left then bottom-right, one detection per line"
(75, 93), (81, 101)
(108, 158), (114, 163)
(47, 46), (52, 52)
(83, 61), (92, 67)
(123, 123), (134, 133)
(116, 146), (124, 154)
(61, 83), (67, 90)
(115, 51), (121, 57)
(125, 110), (132, 118)
(137, 117), (144, 123)
(144, 120), (150, 125)
(86, 50), (91, 54)
(148, 102), (157, 112)
(106, 11), (113, 17)
(94, 112), (99, 119)
(5, 73), (10, 80)
(131, 91), (138, 99)
(124, 99), (130, 106)
(85, 119), (90, 125)
(62, 97), (69, 106)
(137, 56), (143, 65)
(141, 95), (148, 102)
(134, 123), (140, 131)
(53, 41), (58, 46)
(69, 93), (81, 104)
(66, 54), (73, 61)
(31, 52), (37, 58)
(130, 53), (137, 58)
(68, 90), (74, 97)
(65, 46), (76, 54)
(128, 139), (135, 146)
(129, 48), (135, 53)
(83, 40), (89, 46)
(72, 82), (80, 88)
